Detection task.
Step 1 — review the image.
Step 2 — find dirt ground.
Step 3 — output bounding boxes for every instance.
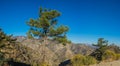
[90,60,120,66]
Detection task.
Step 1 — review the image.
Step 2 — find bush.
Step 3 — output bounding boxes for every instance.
[71,54,85,66]
[71,54,96,66]
[83,56,96,65]
[116,54,120,60]
[102,50,116,61]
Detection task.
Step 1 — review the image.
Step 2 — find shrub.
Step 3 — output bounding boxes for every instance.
[71,54,85,66]
[71,54,96,66]
[83,56,97,65]
[102,50,116,61]
[116,54,120,60]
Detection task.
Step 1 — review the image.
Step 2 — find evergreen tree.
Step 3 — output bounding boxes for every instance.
[26,7,70,63]
[93,38,108,52]
[0,28,16,48]
[27,7,69,44]
[90,38,108,62]
[0,28,16,66]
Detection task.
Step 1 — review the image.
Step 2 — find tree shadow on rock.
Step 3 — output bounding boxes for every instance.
[8,61,30,66]
[59,59,71,66]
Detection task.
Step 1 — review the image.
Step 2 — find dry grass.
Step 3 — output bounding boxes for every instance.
[90,60,120,66]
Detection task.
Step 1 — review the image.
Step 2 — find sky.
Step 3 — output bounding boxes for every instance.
[0,0,120,45]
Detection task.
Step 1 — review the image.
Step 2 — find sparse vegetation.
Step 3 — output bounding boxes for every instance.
[107,44,120,53]
[90,38,120,63]
[71,54,96,66]
[71,54,85,66]
[83,56,97,65]
[115,54,120,60]
[102,50,116,61]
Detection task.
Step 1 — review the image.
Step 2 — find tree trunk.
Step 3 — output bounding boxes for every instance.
[41,36,47,63]
[43,36,48,44]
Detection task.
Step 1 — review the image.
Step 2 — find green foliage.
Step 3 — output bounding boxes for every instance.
[0,28,16,66]
[27,7,69,44]
[91,38,120,62]
[71,54,96,66]
[0,28,16,48]
[93,38,108,53]
[26,31,34,39]
[91,38,108,61]
[0,28,16,51]
[54,35,71,45]
[0,29,16,53]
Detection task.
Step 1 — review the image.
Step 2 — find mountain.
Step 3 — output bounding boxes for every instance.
[1,36,94,66]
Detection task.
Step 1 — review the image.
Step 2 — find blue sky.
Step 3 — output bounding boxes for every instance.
[0,0,120,45]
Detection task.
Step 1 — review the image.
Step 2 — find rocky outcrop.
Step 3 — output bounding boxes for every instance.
[1,37,94,66]
[20,39,94,66]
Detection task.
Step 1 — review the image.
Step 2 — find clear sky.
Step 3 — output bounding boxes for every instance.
[0,0,120,45]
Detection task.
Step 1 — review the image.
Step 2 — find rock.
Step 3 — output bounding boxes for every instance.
[1,37,94,66]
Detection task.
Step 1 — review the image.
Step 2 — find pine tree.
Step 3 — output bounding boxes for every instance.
[0,28,16,48]
[26,7,70,63]
[0,28,16,66]
[27,7,69,44]
[90,38,108,62]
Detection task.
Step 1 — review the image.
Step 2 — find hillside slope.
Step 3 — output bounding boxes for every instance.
[20,38,94,66]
